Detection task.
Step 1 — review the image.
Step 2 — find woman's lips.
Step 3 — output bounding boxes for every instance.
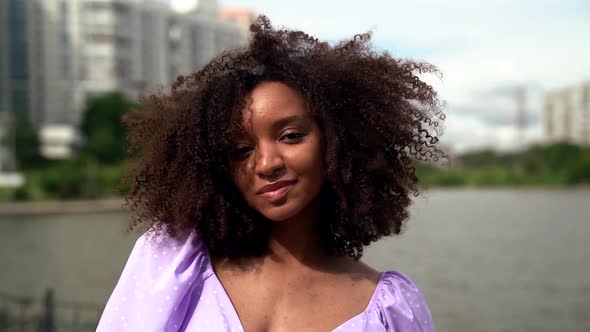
[257,182,296,202]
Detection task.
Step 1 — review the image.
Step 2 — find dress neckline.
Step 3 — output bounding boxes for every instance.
[205,250,385,331]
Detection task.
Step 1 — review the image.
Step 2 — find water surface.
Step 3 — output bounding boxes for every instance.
[2,189,589,331]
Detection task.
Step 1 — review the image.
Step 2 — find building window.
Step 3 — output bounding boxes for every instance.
[168,64,178,82]
[141,11,155,84]
[84,55,113,80]
[115,57,131,80]
[113,2,130,15]
[191,24,200,69]
[563,98,571,141]
[583,86,590,143]
[167,18,181,52]
[0,25,4,112]
[85,32,129,49]
[0,75,4,113]
[60,1,70,78]
[11,87,29,114]
[8,0,29,79]
[545,104,553,138]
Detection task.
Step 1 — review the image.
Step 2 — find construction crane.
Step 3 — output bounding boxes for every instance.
[514,85,528,148]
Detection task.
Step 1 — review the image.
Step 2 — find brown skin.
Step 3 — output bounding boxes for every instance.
[228,81,326,230]
[215,81,380,331]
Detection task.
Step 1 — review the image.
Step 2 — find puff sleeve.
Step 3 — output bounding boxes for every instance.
[371,271,435,332]
[96,229,212,332]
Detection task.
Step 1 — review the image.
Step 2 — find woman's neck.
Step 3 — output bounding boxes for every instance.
[267,196,327,267]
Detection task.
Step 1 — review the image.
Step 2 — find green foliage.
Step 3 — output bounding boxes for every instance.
[416,142,590,188]
[3,155,130,202]
[38,157,87,199]
[525,142,582,173]
[460,149,499,168]
[80,92,138,164]
[568,153,590,184]
[12,186,31,201]
[3,138,589,202]
[415,163,465,188]
[0,91,141,202]
[1,112,44,170]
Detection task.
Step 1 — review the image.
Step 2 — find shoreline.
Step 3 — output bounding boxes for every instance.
[1,187,589,215]
[0,198,126,216]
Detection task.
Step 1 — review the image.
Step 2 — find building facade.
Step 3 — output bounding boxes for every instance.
[544,81,590,146]
[0,0,253,161]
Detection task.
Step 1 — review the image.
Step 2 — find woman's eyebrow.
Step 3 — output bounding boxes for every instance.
[270,115,307,132]
[232,115,308,142]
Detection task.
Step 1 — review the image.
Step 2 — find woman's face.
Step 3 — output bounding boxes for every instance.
[228,81,325,222]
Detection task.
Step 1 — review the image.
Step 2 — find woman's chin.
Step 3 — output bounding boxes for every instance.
[259,202,304,222]
[261,209,298,222]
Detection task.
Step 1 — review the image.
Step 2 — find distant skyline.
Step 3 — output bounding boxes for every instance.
[202,0,590,152]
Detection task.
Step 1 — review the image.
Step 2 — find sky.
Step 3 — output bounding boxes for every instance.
[194,0,590,153]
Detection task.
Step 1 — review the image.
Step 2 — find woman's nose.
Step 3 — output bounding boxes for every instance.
[254,144,285,178]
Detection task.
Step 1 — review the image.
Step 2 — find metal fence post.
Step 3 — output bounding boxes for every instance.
[38,289,55,332]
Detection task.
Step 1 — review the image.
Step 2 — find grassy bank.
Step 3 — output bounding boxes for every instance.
[417,142,590,188]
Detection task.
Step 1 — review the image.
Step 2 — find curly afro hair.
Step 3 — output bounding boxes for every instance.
[121,15,446,260]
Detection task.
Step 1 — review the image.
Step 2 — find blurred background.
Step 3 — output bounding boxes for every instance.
[0,0,589,331]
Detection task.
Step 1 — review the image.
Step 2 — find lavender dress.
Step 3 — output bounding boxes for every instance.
[96,230,435,331]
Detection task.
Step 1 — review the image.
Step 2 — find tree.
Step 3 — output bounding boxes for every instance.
[1,111,43,170]
[568,152,590,184]
[80,92,138,163]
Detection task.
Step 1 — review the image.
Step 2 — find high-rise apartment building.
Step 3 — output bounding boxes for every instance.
[543,81,590,146]
[0,0,253,161]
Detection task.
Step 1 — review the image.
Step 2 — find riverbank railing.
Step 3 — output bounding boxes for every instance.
[0,289,103,332]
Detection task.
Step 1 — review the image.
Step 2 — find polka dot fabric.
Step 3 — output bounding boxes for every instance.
[97,231,435,331]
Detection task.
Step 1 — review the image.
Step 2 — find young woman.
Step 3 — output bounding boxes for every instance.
[97,15,445,332]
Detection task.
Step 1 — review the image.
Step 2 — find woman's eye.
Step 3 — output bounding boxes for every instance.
[231,147,252,158]
[281,132,305,141]
[230,133,304,159]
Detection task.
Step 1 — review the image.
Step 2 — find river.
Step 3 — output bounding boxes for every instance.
[1,189,589,331]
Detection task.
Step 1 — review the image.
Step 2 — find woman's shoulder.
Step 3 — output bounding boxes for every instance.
[124,227,212,280]
[367,270,436,332]
[96,228,213,331]
[329,258,434,331]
